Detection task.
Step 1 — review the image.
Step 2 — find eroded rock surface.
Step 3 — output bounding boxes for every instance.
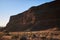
[5,0,60,32]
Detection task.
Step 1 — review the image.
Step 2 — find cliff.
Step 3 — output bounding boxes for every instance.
[5,0,60,32]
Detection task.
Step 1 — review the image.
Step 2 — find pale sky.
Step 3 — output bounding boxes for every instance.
[0,0,53,27]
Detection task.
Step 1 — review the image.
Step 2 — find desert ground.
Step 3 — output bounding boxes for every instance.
[0,31,60,40]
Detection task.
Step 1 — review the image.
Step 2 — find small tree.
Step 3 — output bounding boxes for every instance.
[3,30,10,35]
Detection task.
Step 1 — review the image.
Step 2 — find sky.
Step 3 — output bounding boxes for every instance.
[0,0,53,27]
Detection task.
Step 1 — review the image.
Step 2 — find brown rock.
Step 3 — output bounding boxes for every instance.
[5,0,60,32]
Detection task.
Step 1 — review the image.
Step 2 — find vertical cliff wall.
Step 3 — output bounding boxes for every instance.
[5,0,60,32]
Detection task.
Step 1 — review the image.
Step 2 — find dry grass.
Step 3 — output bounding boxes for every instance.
[0,31,60,40]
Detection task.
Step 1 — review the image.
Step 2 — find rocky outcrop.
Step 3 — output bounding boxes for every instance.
[5,0,60,32]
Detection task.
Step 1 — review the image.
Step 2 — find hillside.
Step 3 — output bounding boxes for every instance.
[4,0,60,32]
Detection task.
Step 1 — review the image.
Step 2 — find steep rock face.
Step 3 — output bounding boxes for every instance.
[5,0,60,32]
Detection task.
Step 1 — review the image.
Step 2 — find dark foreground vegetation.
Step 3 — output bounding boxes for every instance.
[0,31,60,40]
